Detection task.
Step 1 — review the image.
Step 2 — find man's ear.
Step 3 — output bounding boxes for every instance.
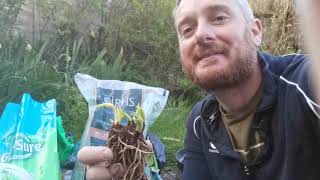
[251,19,263,46]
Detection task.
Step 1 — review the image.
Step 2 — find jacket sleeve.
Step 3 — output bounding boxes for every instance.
[181,104,212,180]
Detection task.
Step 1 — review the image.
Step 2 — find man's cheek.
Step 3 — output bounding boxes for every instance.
[181,59,193,76]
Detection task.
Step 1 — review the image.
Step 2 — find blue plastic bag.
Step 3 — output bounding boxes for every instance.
[0,94,60,180]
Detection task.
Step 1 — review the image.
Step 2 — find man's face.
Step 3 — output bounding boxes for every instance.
[175,0,262,91]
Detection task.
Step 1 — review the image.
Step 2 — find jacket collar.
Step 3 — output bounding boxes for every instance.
[257,51,278,112]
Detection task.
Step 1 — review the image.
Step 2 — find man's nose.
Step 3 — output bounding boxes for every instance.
[195,23,216,47]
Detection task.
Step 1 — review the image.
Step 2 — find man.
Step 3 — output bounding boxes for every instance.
[176,0,320,179]
[78,0,320,179]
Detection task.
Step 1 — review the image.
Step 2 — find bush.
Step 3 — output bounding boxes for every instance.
[0,36,138,140]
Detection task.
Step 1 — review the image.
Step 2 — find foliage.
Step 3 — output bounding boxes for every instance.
[0,0,25,39]
[34,0,186,92]
[0,36,138,140]
[250,0,303,54]
[106,0,182,89]
[149,98,193,170]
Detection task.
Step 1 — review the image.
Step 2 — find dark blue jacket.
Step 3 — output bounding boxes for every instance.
[182,52,320,180]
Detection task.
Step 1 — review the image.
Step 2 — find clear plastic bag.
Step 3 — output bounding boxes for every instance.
[72,73,169,180]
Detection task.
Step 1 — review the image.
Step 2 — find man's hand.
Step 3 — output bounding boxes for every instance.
[296,0,320,96]
[77,146,124,180]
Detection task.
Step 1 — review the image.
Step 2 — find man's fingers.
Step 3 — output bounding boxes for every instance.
[110,163,125,177]
[77,146,114,165]
[86,163,121,180]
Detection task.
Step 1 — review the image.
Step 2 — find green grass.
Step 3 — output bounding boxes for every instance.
[149,98,193,171]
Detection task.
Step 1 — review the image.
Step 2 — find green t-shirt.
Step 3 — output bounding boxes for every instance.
[220,83,264,163]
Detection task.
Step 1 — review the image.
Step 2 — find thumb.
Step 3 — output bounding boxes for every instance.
[110,163,123,176]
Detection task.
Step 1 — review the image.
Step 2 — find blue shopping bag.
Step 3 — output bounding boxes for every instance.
[0,94,60,180]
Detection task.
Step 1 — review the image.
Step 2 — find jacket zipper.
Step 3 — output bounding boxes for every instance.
[243,165,251,176]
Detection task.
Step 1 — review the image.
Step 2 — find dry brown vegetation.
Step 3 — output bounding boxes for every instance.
[250,0,303,54]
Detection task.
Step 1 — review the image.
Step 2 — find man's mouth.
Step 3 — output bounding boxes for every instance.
[196,50,225,61]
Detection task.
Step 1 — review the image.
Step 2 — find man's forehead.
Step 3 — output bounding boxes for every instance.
[176,0,238,15]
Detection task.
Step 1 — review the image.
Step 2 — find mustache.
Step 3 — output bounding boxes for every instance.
[194,43,227,60]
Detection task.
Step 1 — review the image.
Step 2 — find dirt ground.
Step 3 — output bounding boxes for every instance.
[160,168,181,180]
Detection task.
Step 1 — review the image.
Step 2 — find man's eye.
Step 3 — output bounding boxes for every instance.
[181,26,193,36]
[211,16,229,24]
[216,16,228,21]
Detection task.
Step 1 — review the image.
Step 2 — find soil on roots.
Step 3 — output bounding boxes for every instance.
[107,121,153,180]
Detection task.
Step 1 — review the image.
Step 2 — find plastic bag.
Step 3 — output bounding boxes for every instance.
[0,94,60,180]
[56,116,77,169]
[72,73,169,180]
[148,133,166,170]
